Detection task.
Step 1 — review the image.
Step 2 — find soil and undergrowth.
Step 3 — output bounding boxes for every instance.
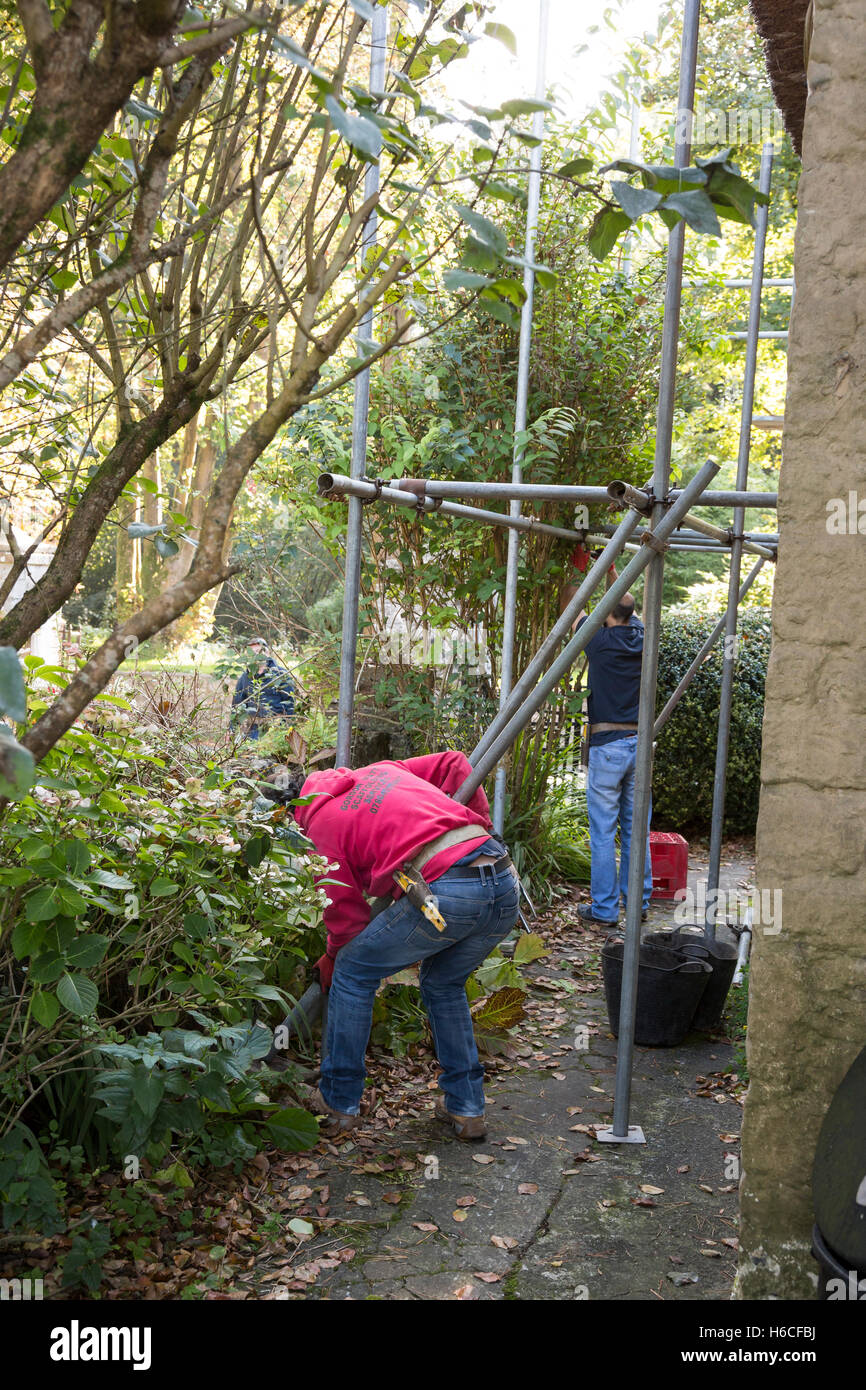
[1,838,753,1302]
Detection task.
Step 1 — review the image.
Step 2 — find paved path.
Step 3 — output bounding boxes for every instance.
[250,844,753,1301]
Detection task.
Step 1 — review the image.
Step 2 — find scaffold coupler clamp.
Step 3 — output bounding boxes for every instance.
[640,528,669,555]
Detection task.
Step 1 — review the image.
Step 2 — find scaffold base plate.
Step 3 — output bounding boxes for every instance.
[595,1124,646,1145]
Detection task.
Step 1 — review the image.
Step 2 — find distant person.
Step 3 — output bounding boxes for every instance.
[232,637,295,741]
[562,544,653,927]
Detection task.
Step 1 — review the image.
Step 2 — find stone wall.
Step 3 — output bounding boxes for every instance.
[737,0,866,1298]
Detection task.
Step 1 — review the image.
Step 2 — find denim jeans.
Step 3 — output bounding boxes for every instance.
[319,861,520,1117]
[587,734,653,920]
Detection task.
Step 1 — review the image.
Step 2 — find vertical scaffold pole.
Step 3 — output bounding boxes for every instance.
[704,141,774,937]
[599,0,702,1146]
[335,5,388,769]
[492,0,550,833]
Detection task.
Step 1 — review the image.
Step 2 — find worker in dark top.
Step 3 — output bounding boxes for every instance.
[232,637,295,740]
[562,544,653,927]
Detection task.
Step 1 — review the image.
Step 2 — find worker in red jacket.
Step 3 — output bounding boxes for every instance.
[282,751,519,1141]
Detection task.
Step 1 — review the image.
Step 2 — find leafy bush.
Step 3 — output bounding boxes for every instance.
[653,612,771,834]
[0,655,329,1239]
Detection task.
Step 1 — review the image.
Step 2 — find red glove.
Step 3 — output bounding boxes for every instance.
[571,543,590,574]
[314,953,334,990]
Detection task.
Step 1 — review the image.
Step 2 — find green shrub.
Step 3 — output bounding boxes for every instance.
[0,656,328,1239]
[653,611,771,834]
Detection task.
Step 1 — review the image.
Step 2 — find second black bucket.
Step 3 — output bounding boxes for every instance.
[602,940,712,1047]
[644,928,738,1031]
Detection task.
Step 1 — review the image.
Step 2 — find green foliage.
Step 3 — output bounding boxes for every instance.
[0,658,330,1238]
[653,612,771,834]
[726,960,750,1083]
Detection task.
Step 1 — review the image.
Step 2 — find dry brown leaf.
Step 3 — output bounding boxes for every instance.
[452,1210,469,1223]
[698,1184,714,1194]
[518,1183,538,1195]
[677,1164,690,1173]
[640,1184,665,1195]
[413,1222,438,1233]
[700,1248,722,1257]
[474,1272,502,1283]
[456,1195,477,1208]
[721,1237,739,1250]
[505,1137,528,1145]
[287,1185,313,1201]
[472,1154,495,1165]
[382,1191,402,1205]
[491,1235,518,1250]
[454,1282,475,1299]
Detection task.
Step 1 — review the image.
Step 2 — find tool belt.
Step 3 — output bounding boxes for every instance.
[590,722,639,734]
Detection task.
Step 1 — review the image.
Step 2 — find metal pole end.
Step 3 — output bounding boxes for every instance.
[607,480,653,514]
[318,472,337,496]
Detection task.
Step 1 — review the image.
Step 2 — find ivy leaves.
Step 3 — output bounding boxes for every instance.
[589,150,769,261]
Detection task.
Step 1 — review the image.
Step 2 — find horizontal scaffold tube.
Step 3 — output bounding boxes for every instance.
[454,458,722,805]
[383,476,778,509]
[317,472,585,543]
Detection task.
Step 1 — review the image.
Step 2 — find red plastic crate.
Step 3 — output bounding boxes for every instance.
[649,831,689,900]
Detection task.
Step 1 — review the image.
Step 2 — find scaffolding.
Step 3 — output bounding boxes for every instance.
[318,0,782,1145]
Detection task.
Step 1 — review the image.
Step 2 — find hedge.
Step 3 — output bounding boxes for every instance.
[652,611,772,835]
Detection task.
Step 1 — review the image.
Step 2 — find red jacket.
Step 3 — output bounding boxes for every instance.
[293,751,492,958]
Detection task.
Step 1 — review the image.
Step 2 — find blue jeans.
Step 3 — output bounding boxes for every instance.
[587,735,653,920]
[320,861,520,1117]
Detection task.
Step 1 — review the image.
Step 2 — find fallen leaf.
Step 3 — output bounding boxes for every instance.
[640,1185,665,1195]
[718,1133,739,1143]
[698,1184,714,1194]
[677,1165,690,1174]
[630,1197,656,1208]
[452,1210,469,1223]
[454,1282,475,1299]
[382,1192,402,1205]
[473,1271,502,1284]
[700,1248,722,1258]
[566,1106,583,1115]
[491,1235,518,1250]
[505,1137,528,1145]
[722,1237,739,1250]
[551,1072,566,1081]
[570,1124,593,1134]
[472,1154,495,1165]
[413,1222,438,1233]
[456,1195,477,1208]
[667,1272,699,1286]
[517,1183,538,1195]
[287,1185,313,1201]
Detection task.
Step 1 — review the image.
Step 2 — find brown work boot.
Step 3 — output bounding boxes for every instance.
[300,1084,360,1137]
[434,1097,487,1142]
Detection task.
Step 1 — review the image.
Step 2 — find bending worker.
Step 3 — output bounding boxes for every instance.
[562,543,653,928]
[277,751,519,1140]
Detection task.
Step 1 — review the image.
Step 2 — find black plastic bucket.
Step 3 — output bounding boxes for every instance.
[811,1223,866,1300]
[644,929,738,1031]
[602,940,712,1047]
